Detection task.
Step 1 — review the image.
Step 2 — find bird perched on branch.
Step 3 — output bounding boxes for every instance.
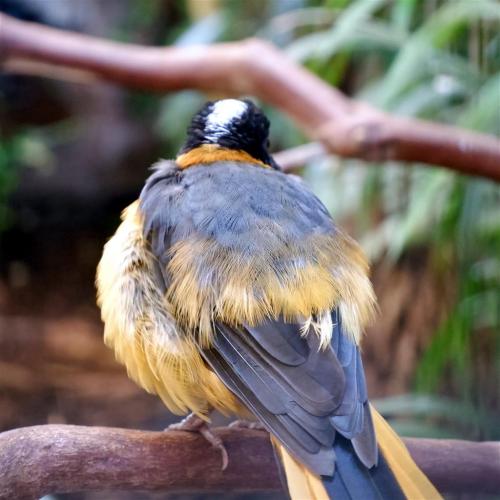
[96,99,441,499]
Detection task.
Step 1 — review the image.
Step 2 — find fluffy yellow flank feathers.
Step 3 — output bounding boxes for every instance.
[96,202,243,417]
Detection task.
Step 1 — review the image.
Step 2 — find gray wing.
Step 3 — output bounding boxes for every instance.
[202,309,377,477]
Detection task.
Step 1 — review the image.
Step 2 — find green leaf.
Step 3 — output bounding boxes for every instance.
[387,169,452,259]
[375,0,500,108]
[458,73,500,134]
[286,0,389,61]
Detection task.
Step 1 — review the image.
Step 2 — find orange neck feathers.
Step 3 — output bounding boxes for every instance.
[176,144,270,170]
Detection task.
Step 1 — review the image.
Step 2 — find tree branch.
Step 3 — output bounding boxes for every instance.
[1,14,499,181]
[0,425,499,498]
[1,425,278,499]
[404,437,500,497]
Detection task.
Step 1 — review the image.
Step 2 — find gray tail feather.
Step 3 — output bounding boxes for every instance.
[321,435,406,500]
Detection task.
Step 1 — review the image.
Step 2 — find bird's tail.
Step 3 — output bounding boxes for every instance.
[273,406,441,500]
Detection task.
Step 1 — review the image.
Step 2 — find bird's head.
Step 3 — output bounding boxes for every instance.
[177,99,279,170]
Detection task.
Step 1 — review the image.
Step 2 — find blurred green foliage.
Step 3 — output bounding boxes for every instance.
[0,137,21,230]
[0,131,54,230]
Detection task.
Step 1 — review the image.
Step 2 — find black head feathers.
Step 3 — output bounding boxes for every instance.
[179,99,278,169]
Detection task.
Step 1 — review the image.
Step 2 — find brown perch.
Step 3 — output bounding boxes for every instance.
[0,425,499,498]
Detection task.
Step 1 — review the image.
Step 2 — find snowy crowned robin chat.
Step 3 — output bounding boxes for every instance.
[96,99,441,499]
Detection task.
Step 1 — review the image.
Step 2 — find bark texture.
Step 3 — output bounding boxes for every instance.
[0,425,499,498]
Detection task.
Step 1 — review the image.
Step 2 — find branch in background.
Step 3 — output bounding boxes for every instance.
[273,141,327,171]
[1,425,499,498]
[1,14,499,181]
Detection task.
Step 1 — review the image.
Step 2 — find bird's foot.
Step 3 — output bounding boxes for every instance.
[229,419,266,431]
[167,413,228,470]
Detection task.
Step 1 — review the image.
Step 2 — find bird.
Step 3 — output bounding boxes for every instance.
[96,98,441,499]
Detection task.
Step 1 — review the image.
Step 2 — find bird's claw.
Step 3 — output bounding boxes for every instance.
[167,413,229,470]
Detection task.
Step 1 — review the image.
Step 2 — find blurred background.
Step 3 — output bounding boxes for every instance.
[0,0,499,498]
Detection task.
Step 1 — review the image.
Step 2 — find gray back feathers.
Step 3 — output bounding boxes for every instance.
[140,160,335,261]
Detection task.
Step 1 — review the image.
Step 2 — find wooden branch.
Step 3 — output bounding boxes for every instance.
[1,425,499,498]
[0,425,279,499]
[404,437,500,496]
[273,141,327,171]
[1,14,499,181]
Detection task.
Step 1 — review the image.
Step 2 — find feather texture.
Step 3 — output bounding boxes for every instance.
[140,160,376,346]
[95,113,442,499]
[96,201,243,416]
[176,144,269,170]
[96,156,440,499]
[202,311,377,477]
